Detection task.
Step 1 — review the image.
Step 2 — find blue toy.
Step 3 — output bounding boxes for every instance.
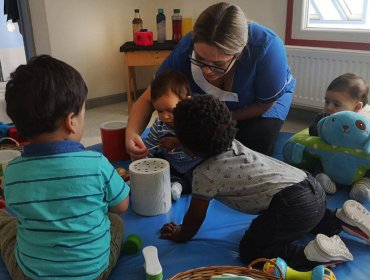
[0,122,13,139]
[283,111,370,203]
[263,257,336,280]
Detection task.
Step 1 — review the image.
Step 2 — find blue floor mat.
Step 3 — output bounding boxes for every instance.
[1,132,369,279]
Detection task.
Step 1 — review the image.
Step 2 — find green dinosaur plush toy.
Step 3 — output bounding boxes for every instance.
[283,111,370,203]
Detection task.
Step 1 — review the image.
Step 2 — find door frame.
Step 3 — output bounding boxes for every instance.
[17,0,35,60]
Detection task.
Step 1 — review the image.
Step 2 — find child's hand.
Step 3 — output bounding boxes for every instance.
[161,198,209,243]
[160,222,185,242]
[159,136,179,152]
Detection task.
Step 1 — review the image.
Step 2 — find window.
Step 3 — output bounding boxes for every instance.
[308,0,369,29]
[285,0,370,50]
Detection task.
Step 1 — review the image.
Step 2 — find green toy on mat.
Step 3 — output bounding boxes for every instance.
[283,111,370,203]
[122,234,142,255]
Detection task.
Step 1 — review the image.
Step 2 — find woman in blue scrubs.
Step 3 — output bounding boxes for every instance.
[126,2,295,158]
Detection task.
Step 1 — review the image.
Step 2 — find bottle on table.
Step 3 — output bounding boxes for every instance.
[156,8,166,43]
[182,17,193,37]
[132,9,143,42]
[172,9,182,44]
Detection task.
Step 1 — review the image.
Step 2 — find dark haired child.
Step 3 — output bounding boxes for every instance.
[309,73,370,195]
[160,94,370,270]
[144,69,202,200]
[309,73,370,136]
[1,55,130,279]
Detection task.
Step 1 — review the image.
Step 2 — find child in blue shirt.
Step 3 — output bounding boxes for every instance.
[144,69,202,200]
[0,55,130,279]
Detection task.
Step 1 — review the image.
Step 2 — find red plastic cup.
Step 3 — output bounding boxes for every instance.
[100,121,130,162]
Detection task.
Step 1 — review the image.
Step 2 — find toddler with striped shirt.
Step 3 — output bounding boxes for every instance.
[0,55,130,280]
[143,69,202,200]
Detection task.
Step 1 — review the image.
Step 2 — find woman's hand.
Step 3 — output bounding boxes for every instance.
[125,86,154,160]
[125,131,148,161]
[160,222,186,242]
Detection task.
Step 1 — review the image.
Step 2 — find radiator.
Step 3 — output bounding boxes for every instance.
[286,46,370,110]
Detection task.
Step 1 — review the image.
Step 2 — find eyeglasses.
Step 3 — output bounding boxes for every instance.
[189,55,235,74]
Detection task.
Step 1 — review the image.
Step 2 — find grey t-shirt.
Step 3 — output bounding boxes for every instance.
[192,140,307,214]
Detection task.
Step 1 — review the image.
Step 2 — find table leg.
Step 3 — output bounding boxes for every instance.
[124,56,138,113]
[128,66,137,112]
[123,49,171,112]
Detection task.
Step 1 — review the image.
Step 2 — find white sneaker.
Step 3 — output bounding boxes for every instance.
[336,200,370,242]
[315,173,337,194]
[171,182,182,201]
[304,234,353,263]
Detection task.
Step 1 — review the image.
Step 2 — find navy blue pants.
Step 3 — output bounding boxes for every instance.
[236,117,283,156]
[239,173,342,269]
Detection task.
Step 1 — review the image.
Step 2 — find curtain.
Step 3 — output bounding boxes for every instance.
[4,0,19,23]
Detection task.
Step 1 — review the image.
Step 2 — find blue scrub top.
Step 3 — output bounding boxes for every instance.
[156,23,295,121]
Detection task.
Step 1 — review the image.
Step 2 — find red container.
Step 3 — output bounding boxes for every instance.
[134,31,154,46]
[8,127,28,144]
[100,121,130,162]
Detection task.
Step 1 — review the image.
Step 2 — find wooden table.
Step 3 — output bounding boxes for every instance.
[120,41,176,112]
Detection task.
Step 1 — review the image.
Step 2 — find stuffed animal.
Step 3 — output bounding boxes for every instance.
[283,111,370,203]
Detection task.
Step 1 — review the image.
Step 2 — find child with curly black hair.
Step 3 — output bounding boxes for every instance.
[160,94,370,270]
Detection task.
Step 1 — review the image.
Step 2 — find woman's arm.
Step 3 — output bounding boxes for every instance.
[125,86,154,160]
[243,26,291,120]
[125,35,192,159]
[232,101,275,121]
[160,197,210,242]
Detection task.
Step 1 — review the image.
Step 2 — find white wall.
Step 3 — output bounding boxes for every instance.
[0,48,26,81]
[28,0,287,100]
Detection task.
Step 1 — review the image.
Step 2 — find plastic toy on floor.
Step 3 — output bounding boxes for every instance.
[143,246,163,280]
[122,234,142,255]
[283,111,370,203]
[0,123,13,139]
[115,167,130,182]
[263,257,336,280]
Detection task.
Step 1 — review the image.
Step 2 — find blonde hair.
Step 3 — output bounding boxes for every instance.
[192,2,248,57]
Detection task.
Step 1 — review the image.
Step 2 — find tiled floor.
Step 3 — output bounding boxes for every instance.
[81,102,127,147]
[81,101,157,147]
[81,101,317,147]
